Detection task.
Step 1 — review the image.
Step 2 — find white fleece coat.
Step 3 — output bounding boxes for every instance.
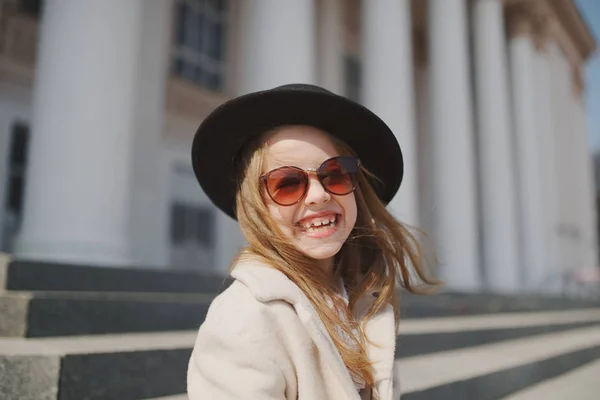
[187,260,398,400]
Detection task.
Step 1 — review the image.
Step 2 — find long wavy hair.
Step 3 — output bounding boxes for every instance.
[232,126,440,395]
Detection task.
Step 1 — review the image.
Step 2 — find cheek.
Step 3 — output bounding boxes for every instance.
[267,203,297,232]
[341,194,358,228]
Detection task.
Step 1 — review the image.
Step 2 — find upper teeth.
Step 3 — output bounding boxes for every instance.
[303,215,336,229]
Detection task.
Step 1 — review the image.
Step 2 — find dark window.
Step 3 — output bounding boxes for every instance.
[206,0,227,12]
[171,0,228,91]
[170,203,187,244]
[7,176,24,212]
[169,202,216,270]
[19,0,43,17]
[5,122,29,214]
[345,55,362,103]
[2,122,30,252]
[195,208,214,246]
[170,203,215,247]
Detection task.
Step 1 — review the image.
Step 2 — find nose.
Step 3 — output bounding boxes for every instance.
[304,174,330,206]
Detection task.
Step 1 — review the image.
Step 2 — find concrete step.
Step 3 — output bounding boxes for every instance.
[0,291,214,337]
[400,291,600,317]
[398,325,600,399]
[397,308,600,357]
[500,358,600,400]
[2,309,600,400]
[3,285,600,338]
[0,330,196,400]
[3,259,600,314]
[1,259,231,294]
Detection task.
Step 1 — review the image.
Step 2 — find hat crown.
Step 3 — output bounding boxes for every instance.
[271,83,335,96]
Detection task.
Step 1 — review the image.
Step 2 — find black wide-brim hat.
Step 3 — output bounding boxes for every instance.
[192,83,403,220]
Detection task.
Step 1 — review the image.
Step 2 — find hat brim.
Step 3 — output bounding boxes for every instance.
[191,87,403,220]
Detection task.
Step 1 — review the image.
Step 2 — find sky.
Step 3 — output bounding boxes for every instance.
[575,0,600,153]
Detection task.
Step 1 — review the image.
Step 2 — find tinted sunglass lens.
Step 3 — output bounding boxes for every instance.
[265,168,307,205]
[319,157,358,195]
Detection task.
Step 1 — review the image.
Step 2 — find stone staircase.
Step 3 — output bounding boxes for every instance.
[1,254,599,400]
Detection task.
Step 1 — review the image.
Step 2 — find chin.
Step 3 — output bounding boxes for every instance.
[299,242,344,260]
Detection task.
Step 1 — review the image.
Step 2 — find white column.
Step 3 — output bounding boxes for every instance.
[317,0,344,94]
[508,15,547,289]
[219,0,318,272]
[472,0,521,292]
[15,0,142,265]
[236,0,316,93]
[127,0,171,268]
[534,35,561,292]
[428,0,480,290]
[571,89,598,272]
[362,0,418,226]
[415,63,440,278]
[562,88,582,272]
[548,39,575,284]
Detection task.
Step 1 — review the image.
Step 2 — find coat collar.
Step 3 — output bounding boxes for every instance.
[231,260,396,400]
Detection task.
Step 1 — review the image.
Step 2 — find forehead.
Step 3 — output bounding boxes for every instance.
[262,125,340,170]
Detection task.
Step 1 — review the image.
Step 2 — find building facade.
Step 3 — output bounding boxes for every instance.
[0,0,597,293]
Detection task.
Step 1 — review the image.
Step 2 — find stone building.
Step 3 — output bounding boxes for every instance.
[0,0,597,293]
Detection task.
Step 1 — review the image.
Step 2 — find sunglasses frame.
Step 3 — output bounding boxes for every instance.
[260,156,361,206]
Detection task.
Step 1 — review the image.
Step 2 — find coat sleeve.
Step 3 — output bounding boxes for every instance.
[187,294,288,400]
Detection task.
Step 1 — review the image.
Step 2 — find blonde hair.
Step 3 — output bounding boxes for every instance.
[232,127,440,394]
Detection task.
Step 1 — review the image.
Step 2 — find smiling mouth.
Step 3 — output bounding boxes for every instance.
[296,214,340,233]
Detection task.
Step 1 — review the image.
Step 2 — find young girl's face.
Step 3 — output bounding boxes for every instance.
[261,126,358,272]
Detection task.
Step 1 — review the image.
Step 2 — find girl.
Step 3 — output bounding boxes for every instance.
[187,84,437,400]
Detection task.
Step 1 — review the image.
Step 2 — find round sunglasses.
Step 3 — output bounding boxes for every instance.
[260,156,360,206]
